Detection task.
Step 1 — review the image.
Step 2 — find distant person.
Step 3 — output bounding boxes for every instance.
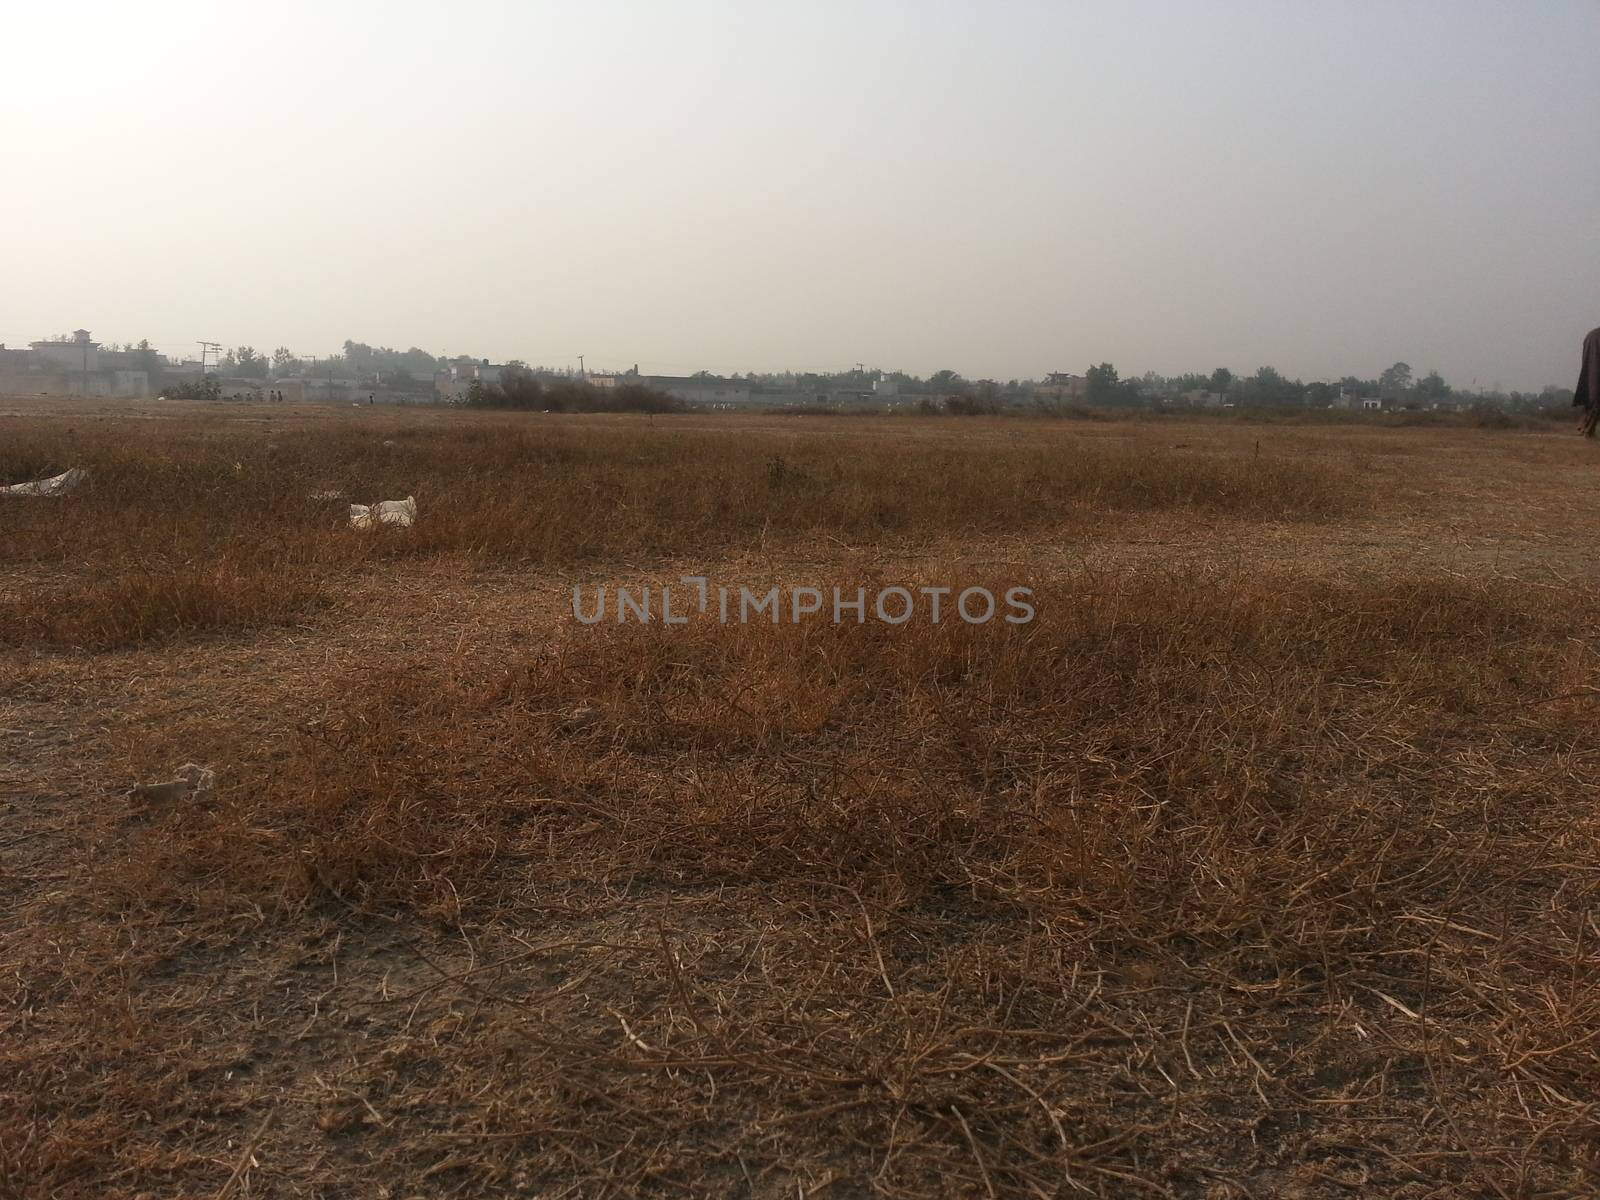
[369,393,375,406]
[1578,326,1600,437]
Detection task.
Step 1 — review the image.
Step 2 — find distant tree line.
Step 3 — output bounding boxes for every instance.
[733,360,1561,410]
[72,334,1573,412]
[891,359,1564,413]
[464,366,679,413]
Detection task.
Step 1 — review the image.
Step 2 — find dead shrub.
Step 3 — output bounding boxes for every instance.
[0,557,324,649]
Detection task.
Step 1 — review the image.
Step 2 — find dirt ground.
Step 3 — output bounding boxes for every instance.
[2,397,1597,1198]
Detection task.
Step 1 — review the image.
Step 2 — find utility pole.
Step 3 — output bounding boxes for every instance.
[198,341,222,375]
[578,354,585,378]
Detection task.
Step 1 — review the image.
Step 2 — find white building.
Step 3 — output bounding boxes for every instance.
[29,329,100,374]
[1036,372,1088,402]
[4,329,148,397]
[434,359,504,402]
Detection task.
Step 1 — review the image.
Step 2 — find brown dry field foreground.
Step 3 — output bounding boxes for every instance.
[1,396,1598,1198]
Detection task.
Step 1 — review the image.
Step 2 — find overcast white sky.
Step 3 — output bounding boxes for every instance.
[2,1,1595,389]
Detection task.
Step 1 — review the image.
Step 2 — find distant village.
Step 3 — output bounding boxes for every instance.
[0,329,1572,414]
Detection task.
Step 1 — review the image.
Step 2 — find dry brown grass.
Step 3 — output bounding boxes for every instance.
[2,401,1597,1198]
[0,412,1359,649]
[0,558,323,650]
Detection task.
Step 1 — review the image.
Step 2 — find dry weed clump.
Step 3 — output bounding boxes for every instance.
[267,569,1595,922]
[27,566,1591,1195]
[0,556,323,649]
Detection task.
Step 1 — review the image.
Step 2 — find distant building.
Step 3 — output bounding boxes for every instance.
[29,329,100,373]
[434,358,504,402]
[746,386,802,407]
[1,329,148,397]
[1036,372,1087,402]
[1330,390,1383,411]
[272,377,362,404]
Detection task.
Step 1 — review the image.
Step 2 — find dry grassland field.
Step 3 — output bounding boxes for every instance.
[2,395,1598,1199]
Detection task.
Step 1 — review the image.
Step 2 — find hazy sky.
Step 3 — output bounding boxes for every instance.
[3,1,1596,389]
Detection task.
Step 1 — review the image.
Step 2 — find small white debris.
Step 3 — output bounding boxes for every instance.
[0,467,87,498]
[308,488,345,501]
[349,496,417,529]
[129,763,215,805]
[563,704,602,732]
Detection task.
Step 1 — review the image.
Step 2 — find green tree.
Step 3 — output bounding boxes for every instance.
[1414,370,1452,402]
[1379,362,1413,400]
[225,346,268,379]
[1208,367,1233,395]
[131,339,162,381]
[343,340,375,374]
[1240,365,1303,406]
[1085,362,1121,404]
